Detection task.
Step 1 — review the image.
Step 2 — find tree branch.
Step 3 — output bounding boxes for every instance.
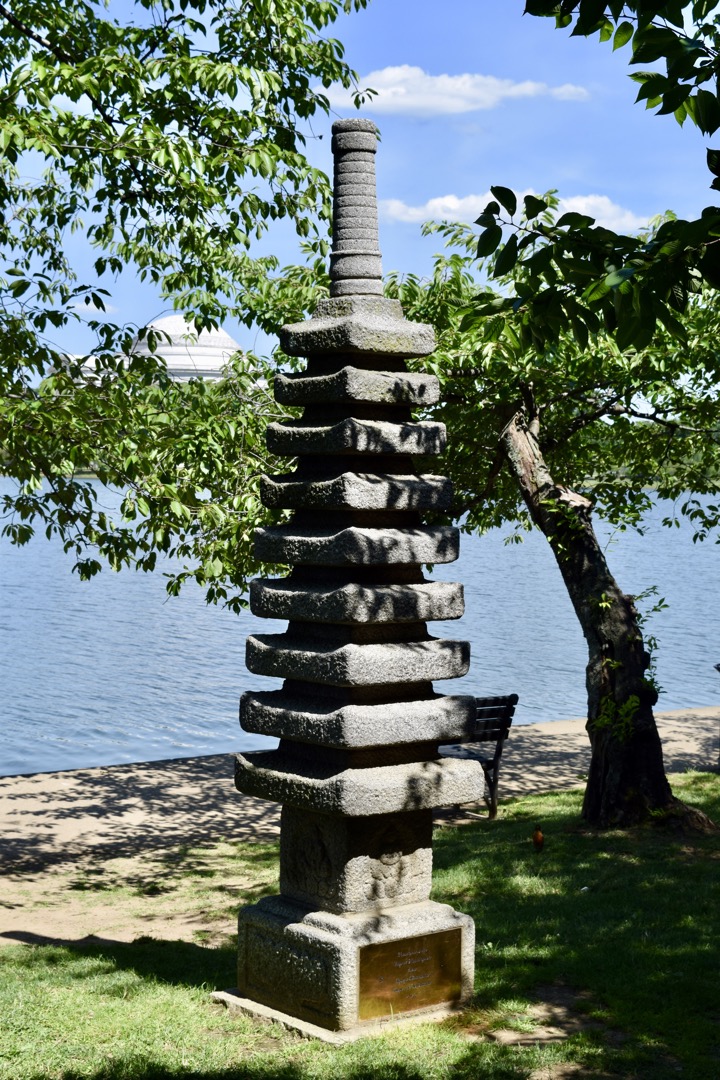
[0,2,73,64]
[617,403,720,437]
[544,394,624,449]
[452,441,507,515]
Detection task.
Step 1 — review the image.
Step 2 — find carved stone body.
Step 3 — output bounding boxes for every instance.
[233,119,477,1037]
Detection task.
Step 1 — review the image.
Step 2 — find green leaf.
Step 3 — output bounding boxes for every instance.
[631,27,682,66]
[494,233,519,277]
[483,314,506,341]
[694,91,720,136]
[490,185,517,216]
[555,211,594,229]
[657,84,691,116]
[634,75,667,104]
[523,194,549,220]
[572,0,607,35]
[474,201,501,226]
[598,18,613,44]
[582,276,611,303]
[476,224,503,259]
[699,241,720,287]
[523,0,559,15]
[613,20,633,51]
[654,302,687,341]
[707,147,720,178]
[674,102,689,127]
[605,267,636,289]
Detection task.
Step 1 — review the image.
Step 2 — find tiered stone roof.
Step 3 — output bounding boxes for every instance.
[233,119,478,1037]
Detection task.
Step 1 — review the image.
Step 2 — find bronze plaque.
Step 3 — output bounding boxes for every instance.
[358,928,462,1021]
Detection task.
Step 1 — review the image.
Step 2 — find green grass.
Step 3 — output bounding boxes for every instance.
[1,771,718,1080]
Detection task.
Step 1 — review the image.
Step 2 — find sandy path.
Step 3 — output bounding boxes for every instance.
[2,707,716,872]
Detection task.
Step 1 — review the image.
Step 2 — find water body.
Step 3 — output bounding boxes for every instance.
[1,484,718,776]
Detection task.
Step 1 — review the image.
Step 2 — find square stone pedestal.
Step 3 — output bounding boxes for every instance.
[230,895,474,1039]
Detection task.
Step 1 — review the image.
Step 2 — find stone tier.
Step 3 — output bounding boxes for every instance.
[246,633,469,686]
[240,691,477,748]
[274,367,440,407]
[234,749,484,815]
[260,472,452,511]
[266,417,445,457]
[254,525,459,566]
[249,579,463,623]
[279,296,435,358]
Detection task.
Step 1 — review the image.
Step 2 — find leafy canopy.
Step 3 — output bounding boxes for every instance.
[525,1,720,133]
[460,4,720,353]
[469,188,720,353]
[388,209,720,542]
[0,0,366,599]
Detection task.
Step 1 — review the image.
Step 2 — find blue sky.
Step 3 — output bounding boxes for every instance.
[67,1,715,355]
[322,2,711,276]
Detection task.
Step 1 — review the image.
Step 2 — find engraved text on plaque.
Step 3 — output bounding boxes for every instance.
[358,928,462,1021]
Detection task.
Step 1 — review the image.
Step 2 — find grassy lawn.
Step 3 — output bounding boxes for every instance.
[1,771,718,1080]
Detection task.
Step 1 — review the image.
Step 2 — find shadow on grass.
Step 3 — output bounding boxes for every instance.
[3,773,717,1080]
[24,1050,529,1080]
[432,773,720,1080]
[62,838,280,902]
[0,931,237,991]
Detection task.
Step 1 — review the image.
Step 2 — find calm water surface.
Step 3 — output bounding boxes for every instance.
[1,483,718,776]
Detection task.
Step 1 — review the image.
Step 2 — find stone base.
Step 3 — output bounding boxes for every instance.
[212,989,467,1045]
[237,896,474,1032]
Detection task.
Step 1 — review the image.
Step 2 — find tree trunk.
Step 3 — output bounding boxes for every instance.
[500,411,674,827]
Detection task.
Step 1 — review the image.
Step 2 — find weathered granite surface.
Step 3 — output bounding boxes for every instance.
[260,472,453,511]
[237,896,475,1032]
[249,579,464,623]
[234,751,484,815]
[279,296,436,358]
[274,367,440,407]
[234,117,474,1034]
[266,417,446,456]
[240,691,477,747]
[279,808,433,913]
[254,524,460,565]
[246,634,470,685]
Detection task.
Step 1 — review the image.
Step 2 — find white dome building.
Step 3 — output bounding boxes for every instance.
[130,315,242,381]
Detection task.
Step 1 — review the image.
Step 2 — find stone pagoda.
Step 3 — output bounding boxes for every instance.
[232,118,482,1039]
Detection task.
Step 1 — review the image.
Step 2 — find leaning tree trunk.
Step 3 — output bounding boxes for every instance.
[500,411,675,827]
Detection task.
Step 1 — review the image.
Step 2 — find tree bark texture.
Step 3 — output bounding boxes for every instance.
[500,412,674,826]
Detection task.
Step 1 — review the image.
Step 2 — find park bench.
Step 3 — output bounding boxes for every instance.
[439,693,519,819]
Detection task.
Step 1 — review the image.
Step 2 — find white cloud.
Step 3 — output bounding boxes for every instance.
[72,299,119,314]
[328,65,588,116]
[556,195,649,233]
[380,191,527,224]
[381,190,650,232]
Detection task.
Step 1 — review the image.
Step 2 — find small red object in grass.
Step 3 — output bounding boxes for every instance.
[532,824,544,852]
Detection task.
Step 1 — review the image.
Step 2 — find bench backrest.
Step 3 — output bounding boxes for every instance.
[473,694,518,743]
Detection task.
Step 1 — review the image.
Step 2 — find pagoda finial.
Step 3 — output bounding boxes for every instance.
[329,118,383,297]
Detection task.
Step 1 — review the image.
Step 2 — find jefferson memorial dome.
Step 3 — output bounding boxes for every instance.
[130,315,242,381]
